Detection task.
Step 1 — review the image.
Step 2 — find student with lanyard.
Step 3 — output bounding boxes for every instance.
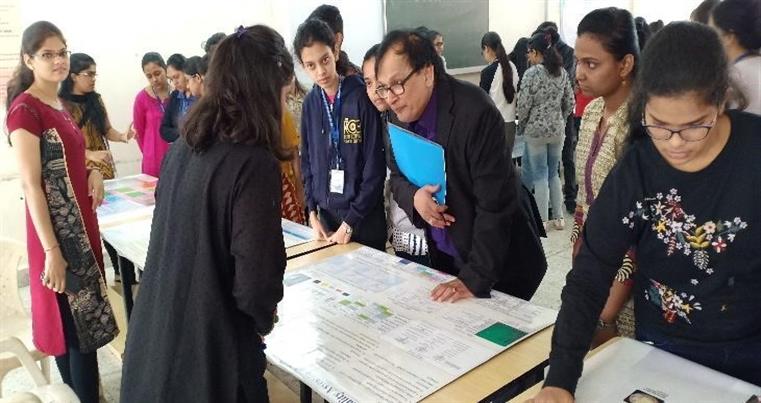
[308,4,362,77]
[528,22,761,402]
[710,0,761,115]
[294,19,386,250]
[160,53,193,143]
[132,52,170,177]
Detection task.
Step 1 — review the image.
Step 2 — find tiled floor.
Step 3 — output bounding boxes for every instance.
[2,211,575,402]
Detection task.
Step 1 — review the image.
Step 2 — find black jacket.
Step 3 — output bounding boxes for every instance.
[300,74,386,229]
[121,138,285,402]
[159,90,192,143]
[387,74,547,300]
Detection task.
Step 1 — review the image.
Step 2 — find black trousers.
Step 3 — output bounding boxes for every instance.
[55,294,100,403]
[319,200,387,251]
[562,115,578,212]
[103,240,119,276]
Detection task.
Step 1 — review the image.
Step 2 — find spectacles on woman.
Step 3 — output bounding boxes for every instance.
[32,49,71,62]
[641,111,718,142]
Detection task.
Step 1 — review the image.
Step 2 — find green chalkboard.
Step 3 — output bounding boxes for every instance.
[385,0,489,70]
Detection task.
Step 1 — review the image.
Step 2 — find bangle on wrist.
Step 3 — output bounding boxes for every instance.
[44,244,59,253]
[596,318,616,330]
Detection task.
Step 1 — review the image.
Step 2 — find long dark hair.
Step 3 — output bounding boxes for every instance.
[712,0,761,51]
[59,53,108,136]
[6,21,65,110]
[527,30,562,77]
[578,7,641,77]
[182,25,294,158]
[628,22,729,144]
[509,37,530,89]
[481,31,515,103]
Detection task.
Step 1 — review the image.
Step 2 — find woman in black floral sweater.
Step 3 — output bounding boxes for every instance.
[530,22,761,403]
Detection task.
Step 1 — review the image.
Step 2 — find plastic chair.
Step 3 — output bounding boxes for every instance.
[0,337,77,403]
[0,239,50,397]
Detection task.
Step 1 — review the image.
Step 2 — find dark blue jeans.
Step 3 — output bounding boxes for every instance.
[637,327,761,386]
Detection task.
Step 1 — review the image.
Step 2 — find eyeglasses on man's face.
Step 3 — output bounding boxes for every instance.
[641,111,718,142]
[33,49,71,62]
[375,68,419,99]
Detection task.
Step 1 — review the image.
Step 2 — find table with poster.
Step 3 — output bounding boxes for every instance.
[510,337,761,403]
[269,243,558,403]
[97,174,333,321]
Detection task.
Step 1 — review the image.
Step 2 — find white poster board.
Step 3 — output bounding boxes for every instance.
[575,338,761,403]
[282,219,314,248]
[267,246,557,403]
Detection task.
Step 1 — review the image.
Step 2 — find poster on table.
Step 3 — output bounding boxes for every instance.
[267,246,557,403]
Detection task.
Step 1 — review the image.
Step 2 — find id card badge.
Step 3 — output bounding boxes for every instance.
[330,169,345,194]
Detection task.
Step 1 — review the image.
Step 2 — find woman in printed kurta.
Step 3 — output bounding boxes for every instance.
[532,22,761,402]
[133,52,170,177]
[571,8,642,343]
[6,21,117,403]
[281,111,306,224]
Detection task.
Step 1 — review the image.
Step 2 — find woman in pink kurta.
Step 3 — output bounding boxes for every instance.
[6,21,117,403]
[133,52,171,177]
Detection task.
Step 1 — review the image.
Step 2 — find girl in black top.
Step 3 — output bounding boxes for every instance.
[532,22,761,402]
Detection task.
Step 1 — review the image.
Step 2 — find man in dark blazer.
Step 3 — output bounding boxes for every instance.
[375,30,547,302]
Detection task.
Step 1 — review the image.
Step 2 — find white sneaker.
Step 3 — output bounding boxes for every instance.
[553,218,565,230]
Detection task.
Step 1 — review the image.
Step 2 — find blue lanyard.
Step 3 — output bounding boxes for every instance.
[319,77,343,168]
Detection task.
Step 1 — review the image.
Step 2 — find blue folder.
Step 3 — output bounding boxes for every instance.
[388,123,446,204]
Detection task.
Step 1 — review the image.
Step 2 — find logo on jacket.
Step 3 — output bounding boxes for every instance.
[343,118,362,144]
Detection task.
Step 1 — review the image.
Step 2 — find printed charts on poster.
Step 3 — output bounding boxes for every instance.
[97,174,157,227]
[267,246,557,403]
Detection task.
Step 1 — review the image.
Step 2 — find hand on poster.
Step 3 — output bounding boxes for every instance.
[526,386,575,403]
[327,222,352,244]
[309,212,333,241]
[430,278,473,303]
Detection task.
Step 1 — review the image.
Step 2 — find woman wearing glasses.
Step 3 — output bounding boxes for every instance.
[6,21,118,403]
[293,19,386,250]
[184,55,207,99]
[133,52,170,177]
[60,52,135,284]
[60,53,134,179]
[530,22,761,403]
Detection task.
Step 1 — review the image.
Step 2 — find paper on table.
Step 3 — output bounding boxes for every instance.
[282,219,314,248]
[267,246,557,403]
[574,338,761,403]
[97,174,157,227]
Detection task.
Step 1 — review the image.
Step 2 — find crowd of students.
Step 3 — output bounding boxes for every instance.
[4,0,760,402]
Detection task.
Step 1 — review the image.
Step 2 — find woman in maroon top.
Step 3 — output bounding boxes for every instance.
[5,21,118,403]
